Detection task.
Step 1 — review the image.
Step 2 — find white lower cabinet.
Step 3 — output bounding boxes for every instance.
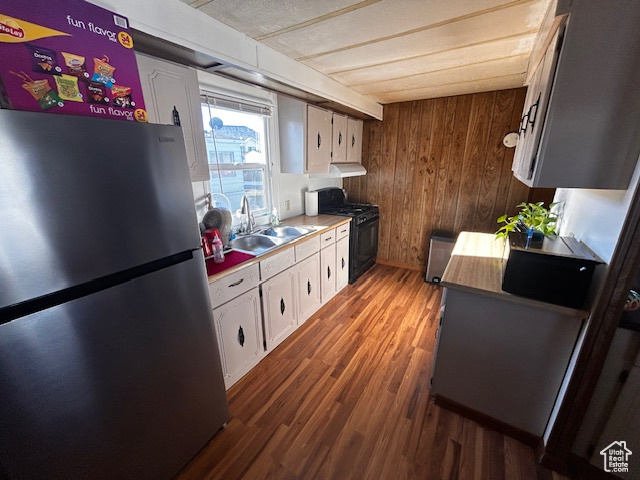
[321,245,337,304]
[212,287,264,390]
[262,268,298,351]
[336,236,350,291]
[210,221,351,388]
[295,253,321,324]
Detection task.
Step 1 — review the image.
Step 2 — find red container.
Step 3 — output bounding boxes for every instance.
[201,236,212,257]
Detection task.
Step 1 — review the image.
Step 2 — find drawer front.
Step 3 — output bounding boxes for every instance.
[320,228,336,247]
[208,263,260,309]
[336,222,350,240]
[295,235,321,262]
[260,247,295,281]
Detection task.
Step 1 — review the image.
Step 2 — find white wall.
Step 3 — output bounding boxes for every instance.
[543,155,640,447]
[277,175,342,219]
[553,155,640,263]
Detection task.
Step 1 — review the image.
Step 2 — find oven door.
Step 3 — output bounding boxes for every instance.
[350,216,379,283]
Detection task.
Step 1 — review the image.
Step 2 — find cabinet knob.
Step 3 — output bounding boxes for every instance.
[351,134,355,147]
[328,266,331,279]
[307,280,312,295]
[280,297,286,315]
[342,257,345,269]
[338,131,342,145]
[318,133,321,149]
[238,326,245,347]
[172,106,181,127]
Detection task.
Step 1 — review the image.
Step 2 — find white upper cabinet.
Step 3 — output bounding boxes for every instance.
[512,1,640,189]
[307,106,332,173]
[135,53,209,182]
[512,27,562,183]
[331,113,348,163]
[346,118,363,164]
[278,95,331,174]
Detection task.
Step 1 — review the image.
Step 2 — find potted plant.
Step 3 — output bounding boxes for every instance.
[495,201,559,239]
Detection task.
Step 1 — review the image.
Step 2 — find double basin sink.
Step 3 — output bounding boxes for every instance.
[228,225,315,256]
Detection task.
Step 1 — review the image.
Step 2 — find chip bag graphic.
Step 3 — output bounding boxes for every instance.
[54,74,82,102]
[10,70,63,110]
[25,43,62,75]
[91,55,115,87]
[61,51,88,79]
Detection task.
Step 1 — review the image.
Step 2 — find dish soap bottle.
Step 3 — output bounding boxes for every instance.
[212,230,225,264]
[271,207,280,226]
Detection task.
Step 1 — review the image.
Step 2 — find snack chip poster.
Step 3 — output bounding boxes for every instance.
[0,0,147,122]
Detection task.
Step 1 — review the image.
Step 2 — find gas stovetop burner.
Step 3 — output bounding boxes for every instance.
[321,202,378,216]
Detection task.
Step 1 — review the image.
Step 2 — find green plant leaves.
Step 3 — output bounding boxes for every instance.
[495,201,558,238]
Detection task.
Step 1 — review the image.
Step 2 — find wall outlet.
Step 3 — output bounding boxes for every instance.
[284,200,291,211]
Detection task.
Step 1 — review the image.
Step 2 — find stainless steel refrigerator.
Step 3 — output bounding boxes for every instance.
[0,110,229,479]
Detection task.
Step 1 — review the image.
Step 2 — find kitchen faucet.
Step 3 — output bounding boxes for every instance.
[240,195,255,234]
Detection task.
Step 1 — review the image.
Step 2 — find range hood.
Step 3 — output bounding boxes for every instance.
[309,163,367,178]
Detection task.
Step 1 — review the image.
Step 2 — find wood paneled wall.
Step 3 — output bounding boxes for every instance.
[344,88,553,270]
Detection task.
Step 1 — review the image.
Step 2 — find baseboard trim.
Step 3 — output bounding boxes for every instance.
[433,394,541,447]
[375,258,423,272]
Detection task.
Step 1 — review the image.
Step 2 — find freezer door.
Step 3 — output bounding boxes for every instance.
[0,110,201,308]
[0,257,228,480]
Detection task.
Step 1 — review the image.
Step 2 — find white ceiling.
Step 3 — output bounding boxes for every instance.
[180,0,551,104]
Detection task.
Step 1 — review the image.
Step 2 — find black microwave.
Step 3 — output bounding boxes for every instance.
[502,232,602,309]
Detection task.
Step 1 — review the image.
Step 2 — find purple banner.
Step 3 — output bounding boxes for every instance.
[0,0,147,122]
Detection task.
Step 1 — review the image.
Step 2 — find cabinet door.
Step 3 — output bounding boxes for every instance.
[512,62,542,177]
[512,27,563,184]
[346,118,363,164]
[262,268,298,351]
[331,113,348,163]
[212,287,264,389]
[306,105,332,173]
[320,245,337,304]
[136,53,209,182]
[336,236,350,292]
[296,253,321,324]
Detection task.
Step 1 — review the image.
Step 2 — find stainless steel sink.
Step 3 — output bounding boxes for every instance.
[229,225,314,256]
[228,234,286,255]
[259,225,315,241]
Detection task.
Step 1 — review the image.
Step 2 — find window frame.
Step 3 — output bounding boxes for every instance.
[198,79,277,222]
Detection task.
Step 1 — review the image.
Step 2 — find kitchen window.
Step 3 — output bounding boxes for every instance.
[200,91,273,218]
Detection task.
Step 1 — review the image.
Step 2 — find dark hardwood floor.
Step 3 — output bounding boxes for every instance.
[175,264,570,480]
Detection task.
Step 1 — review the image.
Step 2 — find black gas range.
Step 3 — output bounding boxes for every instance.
[317,188,379,283]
